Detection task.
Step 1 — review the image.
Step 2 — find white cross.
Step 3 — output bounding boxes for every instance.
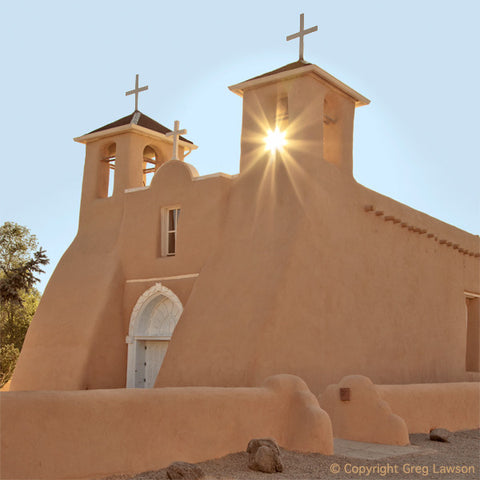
[166,120,187,161]
[125,74,148,111]
[286,13,318,61]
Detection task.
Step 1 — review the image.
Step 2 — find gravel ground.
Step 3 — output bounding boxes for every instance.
[103,429,479,480]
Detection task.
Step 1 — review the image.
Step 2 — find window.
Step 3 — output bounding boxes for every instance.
[161,207,180,257]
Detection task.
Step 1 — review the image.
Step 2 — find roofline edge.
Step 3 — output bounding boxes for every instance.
[228,64,370,106]
[74,123,198,149]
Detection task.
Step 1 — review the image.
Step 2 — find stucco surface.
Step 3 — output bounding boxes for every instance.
[319,375,409,445]
[11,157,232,391]
[156,150,480,393]
[377,382,480,433]
[319,376,480,444]
[0,375,332,480]
[11,245,125,391]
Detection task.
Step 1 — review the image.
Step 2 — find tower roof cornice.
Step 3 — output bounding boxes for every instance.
[74,111,196,148]
[229,61,370,107]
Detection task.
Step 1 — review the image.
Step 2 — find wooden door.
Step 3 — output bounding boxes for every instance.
[144,340,169,388]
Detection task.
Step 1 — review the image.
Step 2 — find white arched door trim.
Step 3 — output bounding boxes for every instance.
[126,283,183,388]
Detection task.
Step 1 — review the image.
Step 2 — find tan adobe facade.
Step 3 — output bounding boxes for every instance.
[10,59,480,396]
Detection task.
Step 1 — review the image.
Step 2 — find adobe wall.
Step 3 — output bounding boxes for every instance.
[11,154,234,391]
[319,375,480,444]
[319,375,409,445]
[377,382,480,433]
[10,243,125,391]
[118,160,233,282]
[157,132,480,394]
[0,375,333,480]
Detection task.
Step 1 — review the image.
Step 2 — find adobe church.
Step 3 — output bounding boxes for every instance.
[10,15,480,397]
[3,15,480,480]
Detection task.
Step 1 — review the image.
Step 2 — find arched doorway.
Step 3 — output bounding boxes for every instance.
[126,283,183,388]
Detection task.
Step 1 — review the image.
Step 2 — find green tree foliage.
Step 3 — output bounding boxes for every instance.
[0,222,49,387]
[0,343,19,387]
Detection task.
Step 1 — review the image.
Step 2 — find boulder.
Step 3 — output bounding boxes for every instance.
[247,438,281,456]
[247,438,283,473]
[166,461,205,480]
[429,428,451,442]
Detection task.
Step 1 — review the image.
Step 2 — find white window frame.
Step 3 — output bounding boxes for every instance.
[161,206,181,257]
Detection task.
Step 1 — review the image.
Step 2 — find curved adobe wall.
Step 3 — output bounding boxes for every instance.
[0,375,333,480]
[319,375,409,445]
[10,244,125,391]
[319,375,480,444]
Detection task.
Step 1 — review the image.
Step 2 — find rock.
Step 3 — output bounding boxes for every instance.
[429,428,451,442]
[166,461,205,480]
[246,438,280,456]
[247,438,283,473]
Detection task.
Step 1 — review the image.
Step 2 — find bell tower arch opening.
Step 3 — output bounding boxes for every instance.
[126,283,183,388]
[143,145,164,186]
[100,142,116,198]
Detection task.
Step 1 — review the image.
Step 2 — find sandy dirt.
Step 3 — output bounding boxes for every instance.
[103,429,479,480]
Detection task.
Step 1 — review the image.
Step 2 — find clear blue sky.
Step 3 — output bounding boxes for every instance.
[1,0,479,291]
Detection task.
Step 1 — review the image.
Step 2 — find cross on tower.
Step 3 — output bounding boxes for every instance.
[125,74,149,111]
[166,120,187,161]
[286,13,318,61]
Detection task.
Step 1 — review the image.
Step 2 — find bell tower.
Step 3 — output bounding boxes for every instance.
[74,111,195,202]
[75,75,195,201]
[229,14,369,179]
[73,75,196,241]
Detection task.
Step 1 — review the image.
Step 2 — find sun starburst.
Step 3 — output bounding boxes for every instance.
[264,127,287,154]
